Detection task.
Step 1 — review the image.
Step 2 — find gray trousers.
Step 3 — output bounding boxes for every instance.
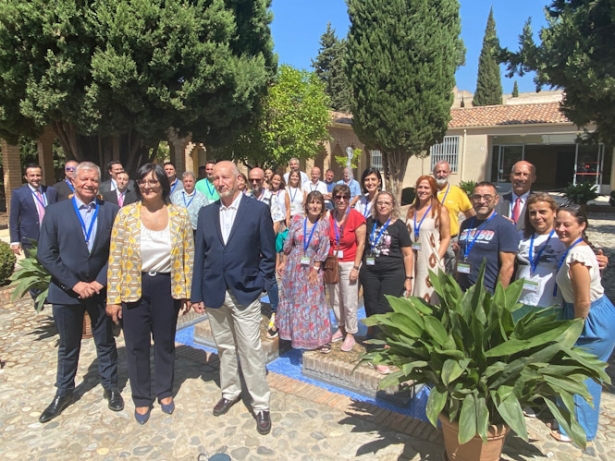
[207,290,270,412]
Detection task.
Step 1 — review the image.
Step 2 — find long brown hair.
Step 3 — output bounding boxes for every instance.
[406,175,442,221]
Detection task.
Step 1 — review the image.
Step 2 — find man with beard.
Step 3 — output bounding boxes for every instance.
[433,161,475,274]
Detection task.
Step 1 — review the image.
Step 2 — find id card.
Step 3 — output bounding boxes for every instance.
[301,256,310,266]
[412,242,421,251]
[366,257,375,266]
[523,280,540,293]
[337,250,344,258]
[457,262,471,274]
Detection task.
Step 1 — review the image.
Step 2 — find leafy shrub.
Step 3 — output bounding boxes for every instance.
[458,180,477,197]
[9,244,50,312]
[564,182,598,205]
[0,241,16,284]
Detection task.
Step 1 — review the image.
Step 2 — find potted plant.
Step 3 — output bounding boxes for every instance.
[564,181,598,205]
[361,264,609,460]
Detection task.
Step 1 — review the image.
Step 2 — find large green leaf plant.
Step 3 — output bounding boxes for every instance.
[361,263,610,448]
[9,243,50,312]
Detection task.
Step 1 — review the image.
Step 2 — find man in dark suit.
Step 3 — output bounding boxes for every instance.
[37,161,123,423]
[101,171,138,207]
[98,160,126,194]
[192,161,276,435]
[494,160,536,231]
[9,163,58,255]
[52,160,78,201]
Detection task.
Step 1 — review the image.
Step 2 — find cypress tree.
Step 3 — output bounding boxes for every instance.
[345,0,464,194]
[512,80,519,98]
[473,8,503,106]
[312,23,351,112]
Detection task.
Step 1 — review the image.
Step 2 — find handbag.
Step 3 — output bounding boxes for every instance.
[323,255,339,284]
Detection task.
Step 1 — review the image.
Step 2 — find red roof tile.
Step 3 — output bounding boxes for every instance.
[449,102,570,128]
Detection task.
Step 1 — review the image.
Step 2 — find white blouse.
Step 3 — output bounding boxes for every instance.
[140,223,172,273]
[555,244,604,304]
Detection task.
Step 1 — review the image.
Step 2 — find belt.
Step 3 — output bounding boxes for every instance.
[142,271,171,277]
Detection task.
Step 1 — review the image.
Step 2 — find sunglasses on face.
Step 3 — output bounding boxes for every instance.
[334,195,350,201]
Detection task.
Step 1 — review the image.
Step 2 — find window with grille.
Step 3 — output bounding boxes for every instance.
[430,136,460,173]
[370,150,383,171]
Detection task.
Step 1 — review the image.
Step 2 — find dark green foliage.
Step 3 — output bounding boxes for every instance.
[312,23,352,112]
[501,1,615,145]
[512,80,519,97]
[0,241,16,285]
[458,180,477,197]
[9,244,49,312]
[473,8,503,106]
[0,0,275,173]
[564,182,598,205]
[345,0,464,195]
[361,264,609,447]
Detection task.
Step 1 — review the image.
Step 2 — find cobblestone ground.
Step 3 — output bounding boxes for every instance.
[0,212,614,460]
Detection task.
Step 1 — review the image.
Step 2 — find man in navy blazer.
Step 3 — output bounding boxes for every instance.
[192,161,275,435]
[37,161,123,423]
[9,163,58,255]
[494,160,536,231]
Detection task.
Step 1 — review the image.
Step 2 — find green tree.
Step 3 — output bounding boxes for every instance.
[223,65,331,170]
[512,80,519,97]
[501,1,615,145]
[0,0,275,173]
[312,23,351,112]
[473,8,503,106]
[345,0,464,195]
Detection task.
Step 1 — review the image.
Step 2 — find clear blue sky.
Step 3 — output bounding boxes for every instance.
[270,0,549,94]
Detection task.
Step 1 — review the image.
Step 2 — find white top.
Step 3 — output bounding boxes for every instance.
[516,231,566,307]
[220,193,242,244]
[287,186,304,217]
[140,223,172,273]
[284,170,309,185]
[353,194,374,220]
[555,244,604,303]
[274,189,287,218]
[302,180,328,195]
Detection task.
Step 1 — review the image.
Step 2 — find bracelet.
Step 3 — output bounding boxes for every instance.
[405,276,414,280]
[352,265,360,271]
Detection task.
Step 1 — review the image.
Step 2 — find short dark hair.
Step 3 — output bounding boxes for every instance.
[24,163,42,174]
[134,163,171,203]
[205,160,216,167]
[473,181,497,194]
[106,160,123,173]
[332,184,350,198]
[360,168,383,194]
[163,161,176,168]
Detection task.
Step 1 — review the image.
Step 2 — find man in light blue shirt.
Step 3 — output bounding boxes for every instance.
[337,167,361,199]
[172,171,210,231]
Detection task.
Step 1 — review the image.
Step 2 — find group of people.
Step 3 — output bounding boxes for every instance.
[7,154,614,443]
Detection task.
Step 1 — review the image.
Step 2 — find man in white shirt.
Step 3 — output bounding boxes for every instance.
[283,157,309,185]
[99,161,126,194]
[302,166,328,195]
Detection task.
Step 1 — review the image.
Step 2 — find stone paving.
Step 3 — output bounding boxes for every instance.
[1,213,615,460]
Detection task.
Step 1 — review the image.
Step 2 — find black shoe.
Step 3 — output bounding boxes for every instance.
[103,388,124,412]
[255,410,271,435]
[212,397,240,416]
[39,394,74,423]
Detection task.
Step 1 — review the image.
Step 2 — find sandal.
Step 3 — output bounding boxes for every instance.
[319,343,332,354]
[266,314,278,339]
[550,430,572,443]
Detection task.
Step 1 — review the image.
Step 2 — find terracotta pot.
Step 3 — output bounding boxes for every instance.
[439,414,508,461]
[82,311,93,339]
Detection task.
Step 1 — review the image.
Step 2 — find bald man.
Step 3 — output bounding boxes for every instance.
[494,160,537,231]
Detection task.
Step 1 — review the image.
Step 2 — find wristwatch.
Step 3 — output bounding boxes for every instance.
[405,276,414,280]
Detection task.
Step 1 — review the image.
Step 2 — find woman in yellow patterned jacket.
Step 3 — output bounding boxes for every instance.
[105,163,193,425]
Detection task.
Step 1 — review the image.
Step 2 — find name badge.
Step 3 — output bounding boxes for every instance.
[412,242,421,251]
[301,256,310,266]
[337,250,344,258]
[366,257,375,266]
[291,204,298,213]
[523,280,540,293]
[457,262,471,274]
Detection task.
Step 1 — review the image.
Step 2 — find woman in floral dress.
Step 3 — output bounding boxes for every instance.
[276,191,332,351]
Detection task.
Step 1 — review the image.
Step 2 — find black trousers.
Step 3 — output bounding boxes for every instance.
[359,265,406,318]
[122,273,181,407]
[53,297,118,396]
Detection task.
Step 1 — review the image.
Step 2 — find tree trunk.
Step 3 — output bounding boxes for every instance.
[50,122,155,176]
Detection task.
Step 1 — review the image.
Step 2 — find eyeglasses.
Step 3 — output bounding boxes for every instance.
[65,166,76,171]
[376,202,392,207]
[471,194,494,202]
[249,178,263,183]
[137,179,160,187]
[334,195,350,201]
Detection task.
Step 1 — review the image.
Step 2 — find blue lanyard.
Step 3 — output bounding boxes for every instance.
[440,184,450,204]
[182,191,195,208]
[332,209,349,245]
[290,187,299,204]
[303,217,318,253]
[529,229,555,274]
[370,218,391,250]
[362,197,372,219]
[65,179,74,192]
[413,205,432,241]
[170,180,179,195]
[554,237,584,296]
[463,213,497,260]
[206,180,215,196]
[31,189,47,208]
[72,197,99,245]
